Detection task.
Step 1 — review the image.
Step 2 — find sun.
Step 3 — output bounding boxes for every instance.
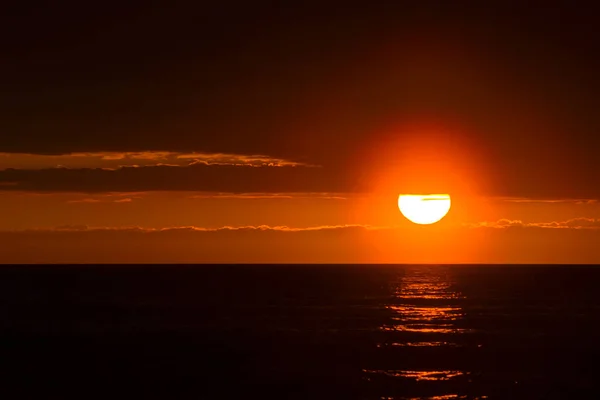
[398,194,451,225]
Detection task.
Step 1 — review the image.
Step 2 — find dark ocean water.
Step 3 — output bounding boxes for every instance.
[1,264,599,399]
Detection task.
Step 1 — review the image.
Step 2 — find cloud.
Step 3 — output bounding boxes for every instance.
[0,163,356,193]
[22,224,383,233]
[0,224,383,264]
[187,192,348,200]
[1,222,600,264]
[53,224,91,231]
[2,162,599,199]
[0,151,313,171]
[66,198,103,204]
[468,217,600,230]
[66,197,135,204]
[497,197,599,204]
[44,192,145,203]
[532,218,600,229]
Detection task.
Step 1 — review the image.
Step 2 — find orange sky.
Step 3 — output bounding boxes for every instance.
[0,188,599,264]
[0,123,598,264]
[1,3,599,263]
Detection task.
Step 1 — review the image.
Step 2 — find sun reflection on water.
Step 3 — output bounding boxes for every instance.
[364,369,465,381]
[376,341,459,348]
[378,396,489,400]
[370,266,483,398]
[379,267,469,335]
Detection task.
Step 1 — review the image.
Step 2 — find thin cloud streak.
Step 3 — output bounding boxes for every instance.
[2,222,599,264]
[1,166,600,199]
[0,164,354,193]
[0,191,149,198]
[497,197,599,204]
[25,218,600,233]
[19,224,386,233]
[0,151,313,171]
[188,192,348,200]
[66,197,136,204]
[467,217,600,229]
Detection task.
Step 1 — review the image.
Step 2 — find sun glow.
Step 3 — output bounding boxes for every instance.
[398,194,451,225]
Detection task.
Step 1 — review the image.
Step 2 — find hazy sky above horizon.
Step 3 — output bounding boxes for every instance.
[1,2,599,263]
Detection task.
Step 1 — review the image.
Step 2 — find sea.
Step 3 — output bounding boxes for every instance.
[0,264,598,399]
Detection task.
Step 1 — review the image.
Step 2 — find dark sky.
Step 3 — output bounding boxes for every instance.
[1,1,598,198]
